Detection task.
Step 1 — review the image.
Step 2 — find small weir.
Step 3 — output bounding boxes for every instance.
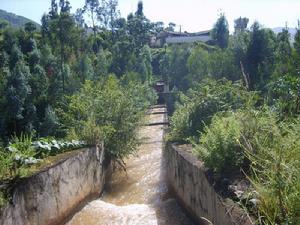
[66,106,195,225]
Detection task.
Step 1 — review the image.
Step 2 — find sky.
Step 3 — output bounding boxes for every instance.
[0,0,300,32]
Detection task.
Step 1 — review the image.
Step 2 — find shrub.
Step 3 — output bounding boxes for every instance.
[0,133,85,180]
[169,78,258,143]
[268,74,300,117]
[241,115,300,225]
[194,112,244,173]
[62,75,157,159]
[0,148,13,179]
[194,108,300,224]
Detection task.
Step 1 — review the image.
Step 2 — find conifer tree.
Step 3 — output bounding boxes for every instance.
[212,13,229,49]
[5,61,31,134]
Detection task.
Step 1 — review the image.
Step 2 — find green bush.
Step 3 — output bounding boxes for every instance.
[241,114,300,225]
[194,112,244,173]
[169,78,258,143]
[0,133,85,180]
[194,108,300,224]
[0,148,13,179]
[62,75,157,159]
[268,74,300,117]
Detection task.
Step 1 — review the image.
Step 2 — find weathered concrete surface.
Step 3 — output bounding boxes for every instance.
[67,106,195,225]
[0,146,110,225]
[165,143,252,225]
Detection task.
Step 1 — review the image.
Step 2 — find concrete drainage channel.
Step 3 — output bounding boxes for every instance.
[66,105,196,225]
[0,105,249,225]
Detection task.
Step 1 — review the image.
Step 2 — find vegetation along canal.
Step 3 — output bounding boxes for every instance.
[66,106,195,225]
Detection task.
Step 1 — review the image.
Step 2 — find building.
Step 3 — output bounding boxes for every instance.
[154,80,169,94]
[150,30,211,47]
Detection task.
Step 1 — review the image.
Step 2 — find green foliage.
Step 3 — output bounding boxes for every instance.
[0,149,14,179]
[0,133,38,179]
[187,46,210,82]
[9,43,23,69]
[0,133,85,180]
[234,17,249,33]
[211,13,229,49]
[240,111,300,225]
[4,60,31,133]
[161,45,191,90]
[94,50,112,79]
[194,112,244,173]
[40,105,60,137]
[62,75,156,159]
[135,45,152,83]
[169,78,257,143]
[246,22,276,90]
[293,27,300,56]
[127,2,152,49]
[192,106,300,224]
[268,74,300,116]
[1,3,300,222]
[187,46,241,84]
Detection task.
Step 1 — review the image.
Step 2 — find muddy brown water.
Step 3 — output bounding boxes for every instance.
[66,107,195,225]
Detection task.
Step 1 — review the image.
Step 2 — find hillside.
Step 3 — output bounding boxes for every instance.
[0,9,40,29]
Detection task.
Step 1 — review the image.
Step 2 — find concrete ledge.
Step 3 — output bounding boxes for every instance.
[0,146,111,225]
[165,143,252,225]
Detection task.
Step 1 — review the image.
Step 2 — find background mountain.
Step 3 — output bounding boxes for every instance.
[0,9,40,28]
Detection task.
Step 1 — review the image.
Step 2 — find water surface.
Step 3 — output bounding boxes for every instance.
[66,107,195,225]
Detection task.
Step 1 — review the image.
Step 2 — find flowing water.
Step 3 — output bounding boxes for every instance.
[66,106,195,225]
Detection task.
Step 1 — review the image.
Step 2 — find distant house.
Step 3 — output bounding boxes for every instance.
[150,30,211,47]
[154,80,170,105]
[154,81,169,94]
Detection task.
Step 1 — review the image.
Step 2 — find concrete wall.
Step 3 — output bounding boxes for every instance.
[165,143,252,225]
[0,145,111,225]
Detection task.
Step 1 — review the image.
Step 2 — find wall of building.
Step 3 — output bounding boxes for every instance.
[166,35,211,44]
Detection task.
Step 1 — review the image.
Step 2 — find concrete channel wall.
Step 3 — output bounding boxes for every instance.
[0,146,111,225]
[165,143,252,225]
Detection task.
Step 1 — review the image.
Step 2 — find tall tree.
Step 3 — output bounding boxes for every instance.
[246,22,276,90]
[49,0,59,19]
[48,0,75,92]
[74,8,85,28]
[127,1,152,50]
[234,17,249,34]
[276,27,292,65]
[41,13,50,43]
[84,0,100,36]
[4,60,31,134]
[165,22,176,32]
[294,22,300,57]
[152,21,164,33]
[136,1,143,16]
[135,45,152,82]
[211,13,229,49]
